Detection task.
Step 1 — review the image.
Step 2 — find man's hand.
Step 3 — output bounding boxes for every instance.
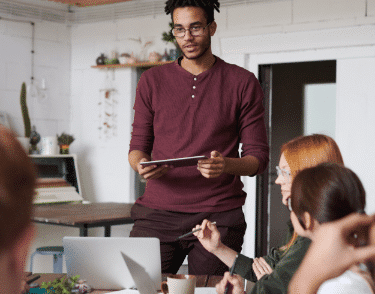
[137,158,171,180]
[197,151,226,178]
[252,257,273,280]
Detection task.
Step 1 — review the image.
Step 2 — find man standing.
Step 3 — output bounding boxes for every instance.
[128,0,269,275]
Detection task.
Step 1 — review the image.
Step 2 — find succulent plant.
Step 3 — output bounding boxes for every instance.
[40,275,81,294]
[20,82,31,137]
[57,132,75,145]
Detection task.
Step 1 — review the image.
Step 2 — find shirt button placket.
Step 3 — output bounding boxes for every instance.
[192,77,197,99]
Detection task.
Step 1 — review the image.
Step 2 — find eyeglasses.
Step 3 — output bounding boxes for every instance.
[287,197,293,212]
[172,22,212,38]
[276,166,291,183]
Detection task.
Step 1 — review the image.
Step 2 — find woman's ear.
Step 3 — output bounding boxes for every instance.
[303,212,313,230]
[303,212,320,233]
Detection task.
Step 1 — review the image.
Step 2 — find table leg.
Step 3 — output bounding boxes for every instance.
[104,225,111,237]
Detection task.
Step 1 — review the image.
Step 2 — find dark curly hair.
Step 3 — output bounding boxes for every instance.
[165,0,220,24]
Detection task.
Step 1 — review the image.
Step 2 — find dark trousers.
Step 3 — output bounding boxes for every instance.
[130,203,247,275]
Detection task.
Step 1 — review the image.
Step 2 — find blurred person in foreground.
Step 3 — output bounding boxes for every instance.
[0,125,36,293]
[289,212,375,293]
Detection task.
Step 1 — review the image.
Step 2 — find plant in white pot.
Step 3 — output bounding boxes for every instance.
[17,82,31,153]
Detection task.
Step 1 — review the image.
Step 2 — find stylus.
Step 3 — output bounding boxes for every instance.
[176,221,216,240]
[27,274,41,285]
[224,254,238,294]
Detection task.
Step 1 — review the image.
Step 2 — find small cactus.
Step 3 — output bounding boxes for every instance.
[20,82,31,137]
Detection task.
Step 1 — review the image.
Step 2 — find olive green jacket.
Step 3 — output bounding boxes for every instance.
[233,222,311,294]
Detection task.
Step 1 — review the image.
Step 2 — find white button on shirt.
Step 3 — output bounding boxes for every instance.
[194,78,197,81]
[193,86,196,89]
[192,95,195,98]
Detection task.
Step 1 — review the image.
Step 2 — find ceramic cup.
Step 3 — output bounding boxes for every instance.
[161,275,196,294]
[40,136,58,155]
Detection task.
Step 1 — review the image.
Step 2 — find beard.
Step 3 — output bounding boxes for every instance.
[178,36,211,60]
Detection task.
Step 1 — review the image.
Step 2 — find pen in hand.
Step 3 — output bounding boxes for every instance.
[176,221,217,240]
[224,254,239,294]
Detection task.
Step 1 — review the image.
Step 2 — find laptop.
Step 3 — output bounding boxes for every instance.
[63,237,161,292]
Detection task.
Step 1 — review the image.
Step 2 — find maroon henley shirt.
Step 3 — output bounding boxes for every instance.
[129,57,269,213]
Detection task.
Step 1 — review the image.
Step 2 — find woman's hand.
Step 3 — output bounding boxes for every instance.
[20,278,30,294]
[193,219,222,254]
[215,272,244,294]
[252,257,273,280]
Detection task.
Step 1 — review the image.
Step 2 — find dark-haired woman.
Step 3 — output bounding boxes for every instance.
[287,163,374,294]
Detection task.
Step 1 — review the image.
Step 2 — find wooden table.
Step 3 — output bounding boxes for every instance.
[33,202,134,237]
[27,273,222,293]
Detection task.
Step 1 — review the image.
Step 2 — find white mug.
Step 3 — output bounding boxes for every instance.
[40,136,58,155]
[161,275,196,294]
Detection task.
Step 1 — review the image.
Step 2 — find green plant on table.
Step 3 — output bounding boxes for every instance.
[40,275,80,294]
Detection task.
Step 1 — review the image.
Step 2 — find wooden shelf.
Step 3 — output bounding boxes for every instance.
[92,61,173,69]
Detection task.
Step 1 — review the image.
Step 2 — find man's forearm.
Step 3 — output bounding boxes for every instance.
[223,155,259,176]
[128,150,151,172]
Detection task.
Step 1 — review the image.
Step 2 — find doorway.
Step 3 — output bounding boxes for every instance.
[256,60,336,256]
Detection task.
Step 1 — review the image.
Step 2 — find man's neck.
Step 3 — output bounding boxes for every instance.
[180,52,216,76]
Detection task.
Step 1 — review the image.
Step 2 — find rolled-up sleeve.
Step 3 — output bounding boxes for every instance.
[238,73,269,175]
[129,74,154,156]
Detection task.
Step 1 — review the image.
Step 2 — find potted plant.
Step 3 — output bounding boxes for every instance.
[57,132,75,154]
[40,275,91,294]
[17,82,31,153]
[162,22,182,60]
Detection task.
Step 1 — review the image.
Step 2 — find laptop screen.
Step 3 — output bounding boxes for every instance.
[63,237,161,291]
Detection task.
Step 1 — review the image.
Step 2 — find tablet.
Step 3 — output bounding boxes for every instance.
[140,155,207,168]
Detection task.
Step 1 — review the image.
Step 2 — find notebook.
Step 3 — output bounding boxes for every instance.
[63,237,161,291]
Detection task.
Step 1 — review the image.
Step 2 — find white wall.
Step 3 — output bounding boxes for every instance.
[336,57,375,214]
[1,0,375,271]
[0,20,71,138]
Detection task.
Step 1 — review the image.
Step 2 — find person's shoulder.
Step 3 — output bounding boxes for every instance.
[295,236,312,247]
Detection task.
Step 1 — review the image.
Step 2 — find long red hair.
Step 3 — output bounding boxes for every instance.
[280,134,344,251]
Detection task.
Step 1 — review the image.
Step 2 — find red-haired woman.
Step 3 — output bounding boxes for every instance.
[194,134,345,293]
